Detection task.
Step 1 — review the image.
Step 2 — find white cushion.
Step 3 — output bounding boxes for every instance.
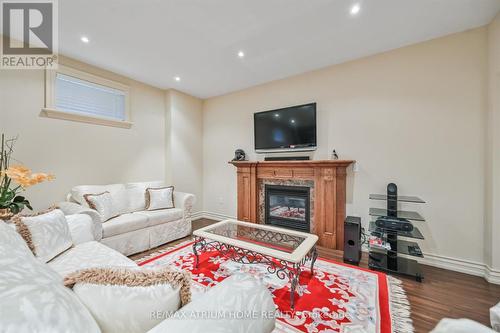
[47,241,136,277]
[102,213,149,238]
[134,208,183,227]
[125,181,164,212]
[0,222,100,333]
[71,183,126,206]
[149,274,276,333]
[430,319,496,333]
[146,186,174,211]
[65,267,189,333]
[112,188,131,215]
[14,209,73,263]
[66,214,96,245]
[491,302,500,331]
[84,191,119,222]
[77,283,179,333]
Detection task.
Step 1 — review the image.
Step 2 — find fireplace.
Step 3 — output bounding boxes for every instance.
[265,184,310,232]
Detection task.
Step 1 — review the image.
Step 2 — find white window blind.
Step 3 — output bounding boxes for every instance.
[55,73,126,121]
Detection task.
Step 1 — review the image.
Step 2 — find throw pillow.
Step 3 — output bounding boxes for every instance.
[13,208,73,263]
[64,267,191,333]
[84,191,119,222]
[145,186,174,211]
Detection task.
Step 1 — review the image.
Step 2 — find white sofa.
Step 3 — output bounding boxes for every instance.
[59,181,195,256]
[0,215,276,333]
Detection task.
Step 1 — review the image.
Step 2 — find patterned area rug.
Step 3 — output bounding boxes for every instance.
[136,240,413,333]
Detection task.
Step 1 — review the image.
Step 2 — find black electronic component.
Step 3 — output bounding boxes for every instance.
[343,216,362,265]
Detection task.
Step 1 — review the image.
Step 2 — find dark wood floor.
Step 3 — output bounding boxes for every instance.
[131,218,500,333]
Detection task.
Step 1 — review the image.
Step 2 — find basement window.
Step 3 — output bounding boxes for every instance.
[42,65,132,128]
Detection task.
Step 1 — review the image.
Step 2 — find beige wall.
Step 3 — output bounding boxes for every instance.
[165,90,204,212]
[0,56,167,210]
[486,13,500,270]
[203,28,488,264]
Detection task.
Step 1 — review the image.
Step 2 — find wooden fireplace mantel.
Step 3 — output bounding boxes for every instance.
[230,160,354,250]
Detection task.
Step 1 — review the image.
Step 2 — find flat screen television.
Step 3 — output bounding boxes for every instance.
[254,103,317,153]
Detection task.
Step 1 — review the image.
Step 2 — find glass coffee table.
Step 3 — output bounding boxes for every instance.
[193,219,319,309]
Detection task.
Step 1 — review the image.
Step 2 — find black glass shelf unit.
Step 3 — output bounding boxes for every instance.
[369,194,425,203]
[368,183,426,282]
[369,207,425,221]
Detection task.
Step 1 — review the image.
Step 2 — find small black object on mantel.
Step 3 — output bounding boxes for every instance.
[232,149,246,161]
[332,149,339,160]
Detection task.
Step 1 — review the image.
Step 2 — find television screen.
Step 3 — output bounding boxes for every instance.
[254,103,316,152]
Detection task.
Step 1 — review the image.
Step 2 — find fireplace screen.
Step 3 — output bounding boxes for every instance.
[265,185,310,232]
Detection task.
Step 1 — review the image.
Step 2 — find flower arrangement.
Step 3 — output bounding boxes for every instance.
[0,134,54,219]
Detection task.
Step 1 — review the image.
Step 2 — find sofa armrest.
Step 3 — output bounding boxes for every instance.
[174,191,196,218]
[430,319,496,333]
[147,274,276,333]
[57,201,103,241]
[65,214,96,245]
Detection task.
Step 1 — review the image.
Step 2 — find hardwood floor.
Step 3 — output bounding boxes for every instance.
[130,218,500,333]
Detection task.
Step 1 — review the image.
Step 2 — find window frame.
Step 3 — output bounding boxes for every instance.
[42,65,132,129]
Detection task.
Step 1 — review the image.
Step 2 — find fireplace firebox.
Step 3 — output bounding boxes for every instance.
[265,184,310,232]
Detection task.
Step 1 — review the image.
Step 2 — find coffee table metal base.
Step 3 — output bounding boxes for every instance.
[192,236,318,309]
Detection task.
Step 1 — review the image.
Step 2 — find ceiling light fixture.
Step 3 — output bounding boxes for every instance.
[350,3,361,15]
[174,76,181,82]
[237,51,245,58]
[80,36,90,43]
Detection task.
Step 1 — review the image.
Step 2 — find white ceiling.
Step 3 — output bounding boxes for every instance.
[58,0,500,98]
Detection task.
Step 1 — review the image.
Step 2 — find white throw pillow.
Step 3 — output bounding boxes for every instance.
[84,192,119,222]
[64,267,191,333]
[145,186,174,211]
[13,208,73,263]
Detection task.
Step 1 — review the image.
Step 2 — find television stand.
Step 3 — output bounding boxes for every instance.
[368,183,426,282]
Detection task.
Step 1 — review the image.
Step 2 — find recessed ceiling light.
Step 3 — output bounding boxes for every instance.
[350,3,361,15]
[274,113,279,118]
[237,51,245,58]
[291,119,295,123]
[80,36,89,43]
[174,76,181,82]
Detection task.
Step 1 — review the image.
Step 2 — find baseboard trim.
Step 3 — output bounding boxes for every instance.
[192,211,235,222]
[417,253,485,277]
[485,266,500,284]
[193,211,500,285]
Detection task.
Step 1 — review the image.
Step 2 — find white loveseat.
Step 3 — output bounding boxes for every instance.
[0,215,276,333]
[59,181,195,256]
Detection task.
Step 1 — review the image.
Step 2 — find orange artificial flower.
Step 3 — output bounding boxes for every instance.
[4,165,55,188]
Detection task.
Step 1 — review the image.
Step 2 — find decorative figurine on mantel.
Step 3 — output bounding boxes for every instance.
[0,134,55,220]
[332,149,339,160]
[232,149,246,161]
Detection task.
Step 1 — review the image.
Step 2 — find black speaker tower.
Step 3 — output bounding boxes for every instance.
[343,216,361,265]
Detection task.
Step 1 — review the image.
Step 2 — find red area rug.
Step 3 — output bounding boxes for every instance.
[137,241,413,333]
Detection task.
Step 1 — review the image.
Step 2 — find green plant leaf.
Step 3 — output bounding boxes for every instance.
[8,203,19,214]
[13,196,25,203]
